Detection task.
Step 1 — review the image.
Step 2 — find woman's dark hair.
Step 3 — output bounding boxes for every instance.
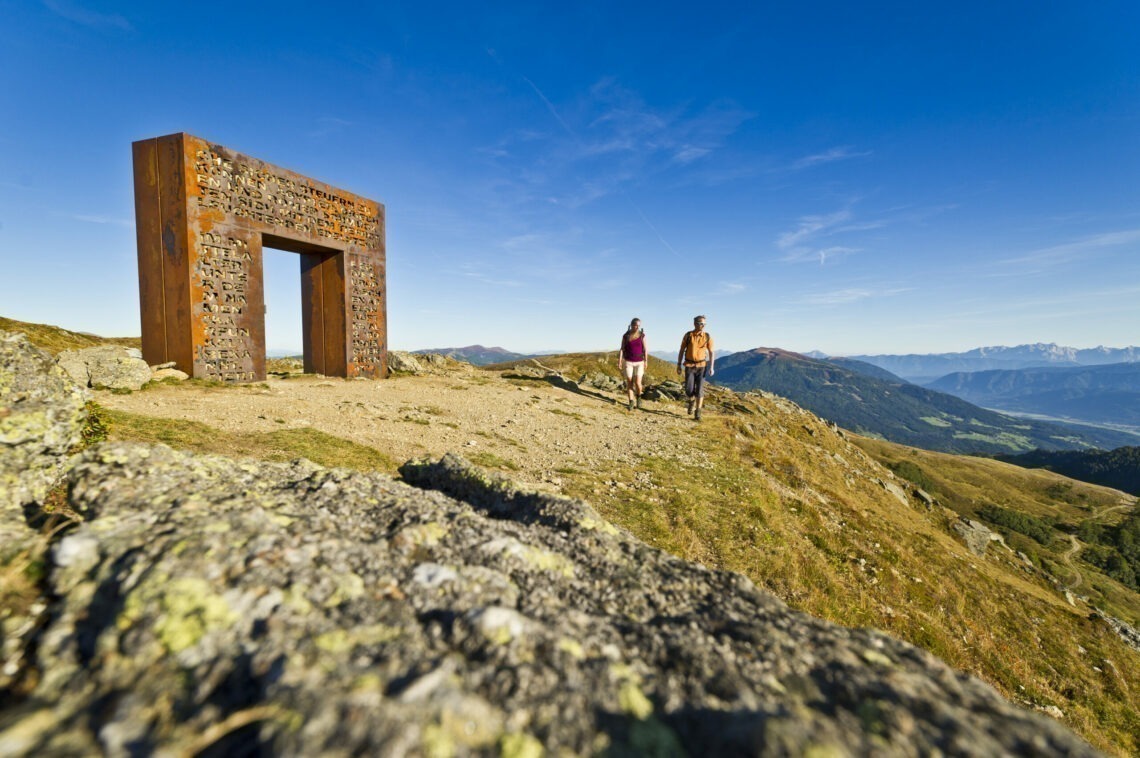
[628,318,642,334]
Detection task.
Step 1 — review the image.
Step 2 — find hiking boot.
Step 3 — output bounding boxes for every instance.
[636,397,643,410]
[687,398,695,415]
[694,408,702,421]
[628,399,635,410]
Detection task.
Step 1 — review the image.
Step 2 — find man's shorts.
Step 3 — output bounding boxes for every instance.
[684,366,707,398]
[623,360,645,381]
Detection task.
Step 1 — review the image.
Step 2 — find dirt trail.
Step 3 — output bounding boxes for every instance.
[1061,534,1083,591]
[100,368,710,490]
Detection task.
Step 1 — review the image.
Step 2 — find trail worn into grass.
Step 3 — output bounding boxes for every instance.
[99,368,706,490]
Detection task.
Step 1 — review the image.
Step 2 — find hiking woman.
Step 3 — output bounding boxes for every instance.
[618,317,648,410]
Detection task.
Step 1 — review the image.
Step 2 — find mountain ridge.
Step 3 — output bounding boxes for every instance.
[714,347,1140,454]
[847,343,1140,383]
[926,362,1140,431]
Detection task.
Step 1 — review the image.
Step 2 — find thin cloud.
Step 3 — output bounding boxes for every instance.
[44,0,132,31]
[776,209,853,250]
[308,117,353,138]
[501,233,544,251]
[789,146,871,171]
[461,270,524,288]
[780,246,860,265]
[1000,229,1140,269]
[673,146,712,164]
[802,287,910,306]
[717,282,747,295]
[73,214,134,228]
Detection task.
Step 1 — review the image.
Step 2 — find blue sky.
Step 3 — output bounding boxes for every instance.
[1,1,1138,355]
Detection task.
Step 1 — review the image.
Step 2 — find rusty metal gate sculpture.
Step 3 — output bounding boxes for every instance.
[132,132,386,381]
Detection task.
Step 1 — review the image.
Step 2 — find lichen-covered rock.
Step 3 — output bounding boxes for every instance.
[0,444,1099,756]
[578,372,623,393]
[643,380,685,401]
[388,351,424,374]
[56,345,152,391]
[0,331,89,695]
[0,331,89,518]
[953,517,998,557]
[149,367,189,382]
[879,478,910,507]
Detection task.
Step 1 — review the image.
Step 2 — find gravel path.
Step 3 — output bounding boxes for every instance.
[100,367,708,490]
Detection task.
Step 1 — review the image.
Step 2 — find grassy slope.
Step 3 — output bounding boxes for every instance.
[552,391,1140,755]
[76,363,1140,754]
[1,316,140,355]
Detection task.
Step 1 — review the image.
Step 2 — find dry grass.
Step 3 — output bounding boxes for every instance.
[486,351,676,387]
[559,395,1140,755]
[0,316,139,355]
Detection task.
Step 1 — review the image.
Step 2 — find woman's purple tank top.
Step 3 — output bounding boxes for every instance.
[622,333,646,361]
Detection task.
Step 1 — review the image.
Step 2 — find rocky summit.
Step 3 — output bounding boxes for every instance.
[0,334,1103,755]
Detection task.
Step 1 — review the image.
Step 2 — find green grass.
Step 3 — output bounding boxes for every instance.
[468,452,521,471]
[103,409,398,474]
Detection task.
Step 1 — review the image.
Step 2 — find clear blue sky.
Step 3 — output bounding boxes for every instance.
[2,1,1138,355]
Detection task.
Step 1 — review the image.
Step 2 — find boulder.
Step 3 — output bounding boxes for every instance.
[953,518,998,557]
[914,487,937,507]
[0,331,89,694]
[578,371,623,393]
[387,351,424,374]
[150,368,189,382]
[0,445,1099,756]
[419,352,448,367]
[56,345,152,391]
[0,331,89,517]
[643,380,685,401]
[878,478,910,507]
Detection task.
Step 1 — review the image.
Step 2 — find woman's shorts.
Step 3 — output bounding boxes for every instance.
[623,360,645,381]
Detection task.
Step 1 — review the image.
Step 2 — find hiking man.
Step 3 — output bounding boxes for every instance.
[677,315,714,420]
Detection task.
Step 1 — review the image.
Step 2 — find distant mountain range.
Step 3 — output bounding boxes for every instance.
[413,345,534,365]
[846,343,1140,384]
[649,349,735,362]
[926,362,1140,431]
[714,348,1140,455]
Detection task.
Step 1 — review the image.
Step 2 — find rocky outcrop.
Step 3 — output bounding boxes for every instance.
[642,380,685,401]
[0,331,88,517]
[388,350,425,374]
[953,518,1000,557]
[0,440,1100,755]
[577,372,624,393]
[56,345,152,391]
[0,331,90,695]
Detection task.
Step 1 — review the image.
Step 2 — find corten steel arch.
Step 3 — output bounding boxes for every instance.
[132,132,387,382]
